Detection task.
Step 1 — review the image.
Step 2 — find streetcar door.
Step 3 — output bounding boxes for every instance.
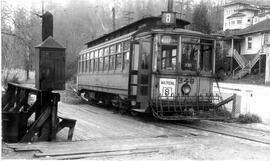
[129,38,152,109]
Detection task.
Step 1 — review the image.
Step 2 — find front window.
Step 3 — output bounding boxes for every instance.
[159,35,178,71]
[161,45,177,70]
[181,37,213,73]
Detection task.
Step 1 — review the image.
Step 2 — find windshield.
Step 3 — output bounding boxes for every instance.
[156,35,214,74]
[181,37,213,73]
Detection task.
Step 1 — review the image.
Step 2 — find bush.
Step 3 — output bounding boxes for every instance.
[237,113,262,124]
[1,69,21,89]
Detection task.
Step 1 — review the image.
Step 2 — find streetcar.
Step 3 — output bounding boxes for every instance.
[77,12,228,120]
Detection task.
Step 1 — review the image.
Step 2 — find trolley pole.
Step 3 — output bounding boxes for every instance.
[168,0,174,12]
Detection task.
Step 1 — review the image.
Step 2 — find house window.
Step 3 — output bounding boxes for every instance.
[264,34,270,45]
[231,20,235,25]
[247,37,252,49]
[237,20,242,24]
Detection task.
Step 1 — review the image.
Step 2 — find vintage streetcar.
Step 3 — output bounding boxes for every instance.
[77,12,228,120]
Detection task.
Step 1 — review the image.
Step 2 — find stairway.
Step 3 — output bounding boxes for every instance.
[232,49,261,79]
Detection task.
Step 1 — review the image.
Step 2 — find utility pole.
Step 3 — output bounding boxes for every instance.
[123,11,134,24]
[42,0,44,15]
[112,7,116,31]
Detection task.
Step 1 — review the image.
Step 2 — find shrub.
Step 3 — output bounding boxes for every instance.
[1,69,21,89]
[237,113,262,124]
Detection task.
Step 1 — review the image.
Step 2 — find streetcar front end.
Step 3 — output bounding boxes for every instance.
[149,32,227,120]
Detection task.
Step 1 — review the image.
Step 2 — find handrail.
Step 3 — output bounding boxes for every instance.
[233,49,246,68]
[232,66,241,77]
[249,49,261,69]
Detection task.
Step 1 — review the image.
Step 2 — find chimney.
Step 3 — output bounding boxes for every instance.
[42,11,53,41]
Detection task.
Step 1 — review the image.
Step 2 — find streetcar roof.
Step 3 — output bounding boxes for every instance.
[85,16,190,48]
[151,28,215,39]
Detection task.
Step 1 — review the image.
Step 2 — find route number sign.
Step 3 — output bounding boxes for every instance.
[161,12,176,25]
[159,78,176,98]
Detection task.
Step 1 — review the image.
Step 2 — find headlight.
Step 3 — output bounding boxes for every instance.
[181,83,191,95]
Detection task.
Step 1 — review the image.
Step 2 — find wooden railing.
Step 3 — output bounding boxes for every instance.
[2,82,76,143]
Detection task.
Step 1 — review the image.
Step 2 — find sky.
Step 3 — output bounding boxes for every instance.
[7,0,225,11]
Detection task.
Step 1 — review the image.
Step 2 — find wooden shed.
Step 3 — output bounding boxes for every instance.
[35,36,65,91]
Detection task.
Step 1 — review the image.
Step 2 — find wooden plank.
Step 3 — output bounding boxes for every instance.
[34,146,164,158]
[20,107,51,142]
[51,94,59,140]
[37,148,159,160]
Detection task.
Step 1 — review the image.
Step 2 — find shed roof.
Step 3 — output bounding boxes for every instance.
[35,36,65,49]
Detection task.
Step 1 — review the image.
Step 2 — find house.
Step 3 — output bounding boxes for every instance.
[220,1,270,84]
[223,1,270,31]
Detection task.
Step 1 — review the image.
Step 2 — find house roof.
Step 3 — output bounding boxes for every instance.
[35,36,65,49]
[227,12,246,19]
[237,7,260,12]
[237,18,270,35]
[223,1,251,7]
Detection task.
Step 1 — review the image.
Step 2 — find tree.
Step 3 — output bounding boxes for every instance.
[1,0,41,80]
[191,1,211,34]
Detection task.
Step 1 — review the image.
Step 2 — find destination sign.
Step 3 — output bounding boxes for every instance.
[161,35,178,44]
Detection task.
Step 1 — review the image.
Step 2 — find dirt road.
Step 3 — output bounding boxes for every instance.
[3,102,270,160]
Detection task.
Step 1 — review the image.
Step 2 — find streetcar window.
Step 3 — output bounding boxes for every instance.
[116,43,122,70]
[161,45,177,71]
[104,47,109,56]
[116,54,122,70]
[123,40,130,70]
[141,41,151,70]
[90,51,94,72]
[99,49,104,71]
[104,56,109,71]
[94,50,99,71]
[116,43,122,53]
[104,47,109,71]
[181,43,199,71]
[200,45,212,72]
[82,54,85,73]
[123,51,130,70]
[123,40,130,51]
[109,45,116,70]
[109,55,115,70]
[86,53,89,73]
[78,55,82,73]
[110,45,116,54]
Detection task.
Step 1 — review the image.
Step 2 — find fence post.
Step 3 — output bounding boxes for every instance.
[232,93,241,118]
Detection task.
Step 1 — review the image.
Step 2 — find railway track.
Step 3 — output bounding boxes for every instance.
[152,121,270,146]
[69,87,270,146]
